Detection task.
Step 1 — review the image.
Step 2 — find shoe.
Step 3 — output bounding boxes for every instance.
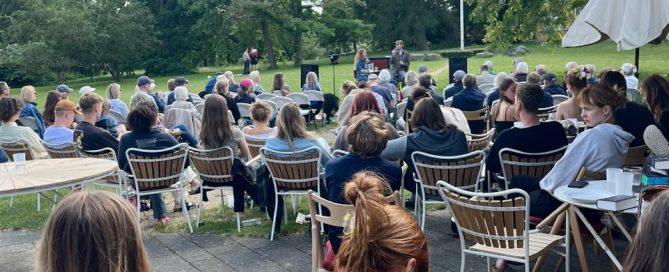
[173,202,197,212]
[140,201,150,212]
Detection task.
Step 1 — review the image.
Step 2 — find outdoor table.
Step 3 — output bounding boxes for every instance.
[553,180,637,272]
[0,158,118,203]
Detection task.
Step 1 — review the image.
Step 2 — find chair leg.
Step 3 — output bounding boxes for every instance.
[291,195,297,214]
[9,196,13,208]
[271,194,279,240]
[180,189,193,234]
[236,212,241,233]
[37,193,41,211]
[196,186,204,228]
[136,193,142,227]
[460,252,466,272]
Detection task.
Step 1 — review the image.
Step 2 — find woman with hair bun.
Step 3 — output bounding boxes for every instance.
[336,171,429,272]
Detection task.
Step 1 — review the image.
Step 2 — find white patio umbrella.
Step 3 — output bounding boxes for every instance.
[562,0,669,72]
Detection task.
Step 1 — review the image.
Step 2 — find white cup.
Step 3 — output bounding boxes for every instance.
[13,153,26,165]
[616,172,634,196]
[606,168,622,183]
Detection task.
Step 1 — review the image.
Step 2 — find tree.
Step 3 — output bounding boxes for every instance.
[319,0,372,53]
[467,0,587,49]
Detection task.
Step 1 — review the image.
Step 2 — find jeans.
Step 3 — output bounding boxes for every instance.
[150,193,167,219]
[243,61,250,74]
[171,124,198,147]
[392,70,407,84]
[0,149,7,163]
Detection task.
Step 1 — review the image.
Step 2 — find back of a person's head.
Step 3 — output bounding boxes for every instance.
[272,72,284,91]
[516,83,544,114]
[167,79,176,92]
[341,80,357,96]
[640,75,669,118]
[126,101,158,133]
[351,91,381,116]
[620,63,635,76]
[493,72,510,88]
[276,103,310,142]
[215,78,230,96]
[566,66,589,92]
[515,62,529,74]
[535,64,547,75]
[411,86,429,103]
[250,101,271,122]
[565,61,578,71]
[527,72,542,84]
[599,71,628,93]
[411,97,449,133]
[20,85,36,103]
[249,70,260,83]
[345,111,389,157]
[378,69,391,84]
[79,92,103,114]
[0,96,23,122]
[623,190,669,272]
[499,78,517,104]
[224,71,235,83]
[462,74,477,88]
[174,86,189,101]
[578,84,626,113]
[129,92,155,111]
[200,94,231,148]
[106,83,121,99]
[336,171,429,272]
[418,74,432,89]
[37,191,150,272]
[404,71,419,87]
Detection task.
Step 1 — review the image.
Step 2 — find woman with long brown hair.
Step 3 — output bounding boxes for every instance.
[199,94,258,210]
[491,78,518,138]
[336,171,429,272]
[640,75,669,155]
[42,90,62,127]
[623,190,669,272]
[36,191,151,272]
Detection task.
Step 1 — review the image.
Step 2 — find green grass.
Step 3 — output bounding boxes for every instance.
[0,192,62,230]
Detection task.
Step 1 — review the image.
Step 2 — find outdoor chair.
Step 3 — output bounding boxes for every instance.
[438,181,566,272]
[245,137,267,159]
[0,139,40,210]
[307,190,401,272]
[537,105,558,120]
[188,146,244,231]
[18,116,39,134]
[125,144,193,233]
[462,107,488,134]
[287,93,314,128]
[237,103,252,124]
[498,146,567,191]
[466,128,495,152]
[261,146,322,240]
[478,83,495,94]
[303,90,326,127]
[552,95,570,105]
[270,96,292,110]
[257,93,277,101]
[411,150,486,230]
[395,101,407,126]
[76,146,125,195]
[623,144,648,167]
[40,140,78,159]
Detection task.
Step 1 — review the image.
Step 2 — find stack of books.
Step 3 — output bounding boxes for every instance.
[642,155,669,186]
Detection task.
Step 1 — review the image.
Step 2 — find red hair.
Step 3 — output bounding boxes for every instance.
[351,91,381,116]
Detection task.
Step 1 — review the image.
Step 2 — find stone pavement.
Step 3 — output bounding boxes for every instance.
[0,209,628,271]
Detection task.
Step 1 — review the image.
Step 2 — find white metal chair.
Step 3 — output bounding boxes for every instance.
[237,103,252,120]
[125,144,193,233]
[498,146,567,191]
[41,141,78,159]
[411,150,486,230]
[77,146,125,195]
[260,146,322,240]
[466,128,495,152]
[286,93,313,127]
[272,90,283,96]
[438,181,567,272]
[270,96,292,110]
[551,94,570,105]
[257,93,278,101]
[478,83,495,94]
[395,101,408,123]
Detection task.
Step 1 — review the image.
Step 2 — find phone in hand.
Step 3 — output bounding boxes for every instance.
[568,181,589,188]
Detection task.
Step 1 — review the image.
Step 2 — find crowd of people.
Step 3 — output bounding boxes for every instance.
[2,54,669,271]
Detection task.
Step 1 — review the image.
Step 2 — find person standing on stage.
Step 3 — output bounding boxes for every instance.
[390,40,410,84]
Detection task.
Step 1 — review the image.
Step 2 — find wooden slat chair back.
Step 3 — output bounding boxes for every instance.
[537,105,558,120]
[245,138,267,158]
[499,146,568,191]
[466,128,495,152]
[437,181,566,272]
[77,147,121,186]
[0,139,35,161]
[261,146,322,240]
[462,107,488,121]
[126,144,188,191]
[41,141,78,159]
[623,144,648,167]
[307,190,403,272]
[411,150,486,229]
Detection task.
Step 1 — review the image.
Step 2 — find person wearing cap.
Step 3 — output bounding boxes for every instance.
[79,85,96,97]
[56,84,73,100]
[74,92,119,152]
[235,79,256,104]
[542,73,567,96]
[477,64,495,85]
[0,97,47,158]
[167,76,192,105]
[43,100,80,146]
[443,70,466,99]
[18,85,46,138]
[0,81,10,97]
[137,75,165,113]
[390,40,410,84]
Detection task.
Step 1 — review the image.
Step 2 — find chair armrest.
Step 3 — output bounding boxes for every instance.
[245,155,262,167]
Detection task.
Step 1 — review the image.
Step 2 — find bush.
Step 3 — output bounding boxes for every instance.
[409,54,426,61]
[0,63,51,86]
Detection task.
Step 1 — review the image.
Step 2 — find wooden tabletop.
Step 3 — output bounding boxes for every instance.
[0,158,118,197]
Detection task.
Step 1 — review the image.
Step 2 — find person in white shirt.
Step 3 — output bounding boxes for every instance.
[0,97,47,158]
[43,100,79,146]
[621,63,639,89]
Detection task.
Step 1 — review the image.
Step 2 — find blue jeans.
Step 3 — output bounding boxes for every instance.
[243,61,250,74]
[0,149,7,163]
[171,124,198,147]
[150,193,167,219]
[392,70,407,84]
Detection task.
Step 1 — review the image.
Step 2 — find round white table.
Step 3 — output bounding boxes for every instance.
[0,158,118,197]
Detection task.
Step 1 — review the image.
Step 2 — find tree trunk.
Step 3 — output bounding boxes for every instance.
[292,0,302,67]
[261,18,277,69]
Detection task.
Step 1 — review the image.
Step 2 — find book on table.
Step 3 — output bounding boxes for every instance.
[596,195,637,211]
[648,155,669,170]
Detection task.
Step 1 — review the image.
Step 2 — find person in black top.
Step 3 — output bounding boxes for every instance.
[452,74,486,133]
[542,73,568,96]
[167,76,193,105]
[599,71,654,147]
[325,111,401,254]
[444,70,465,99]
[74,92,119,152]
[235,79,256,104]
[487,84,568,180]
[213,78,241,125]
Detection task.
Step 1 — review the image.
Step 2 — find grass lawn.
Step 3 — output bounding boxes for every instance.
[21,42,669,107]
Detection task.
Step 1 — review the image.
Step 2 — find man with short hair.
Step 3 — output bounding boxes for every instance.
[167,76,192,105]
[542,73,567,96]
[390,40,410,83]
[486,84,568,188]
[477,64,495,85]
[74,92,119,151]
[56,84,73,100]
[0,81,10,97]
[43,100,80,146]
[418,74,443,104]
[443,70,466,99]
[137,76,165,113]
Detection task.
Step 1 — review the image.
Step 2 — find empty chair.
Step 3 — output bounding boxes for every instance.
[257,93,277,101]
[76,146,125,194]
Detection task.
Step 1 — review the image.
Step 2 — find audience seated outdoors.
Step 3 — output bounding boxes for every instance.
[381,98,468,204]
[136,75,164,113]
[326,112,402,255]
[622,190,669,272]
[213,77,241,125]
[107,83,129,119]
[335,171,428,272]
[451,74,486,134]
[417,73,444,105]
[36,191,151,272]
[599,70,654,147]
[242,101,277,141]
[367,73,394,112]
[640,75,669,155]
[95,99,120,138]
[19,85,46,138]
[378,69,400,107]
[332,91,399,151]
[42,91,62,127]
[199,94,259,208]
[485,72,510,108]
[0,96,47,158]
[249,70,265,95]
[264,103,333,232]
[542,72,568,96]
[400,70,419,99]
[43,100,79,146]
[75,93,120,152]
[513,61,529,82]
[486,84,568,190]
[337,81,385,126]
[224,71,240,94]
[527,72,554,107]
[556,65,589,121]
[444,70,465,99]
[167,76,192,105]
[272,72,284,94]
[235,79,256,104]
[490,78,518,138]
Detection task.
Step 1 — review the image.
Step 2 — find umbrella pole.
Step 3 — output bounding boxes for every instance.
[634,48,640,78]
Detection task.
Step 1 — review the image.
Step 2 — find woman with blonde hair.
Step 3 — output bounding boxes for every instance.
[224,71,240,94]
[401,70,419,99]
[354,48,369,82]
[249,70,265,95]
[19,85,46,137]
[336,171,429,272]
[36,191,150,272]
[107,83,128,118]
